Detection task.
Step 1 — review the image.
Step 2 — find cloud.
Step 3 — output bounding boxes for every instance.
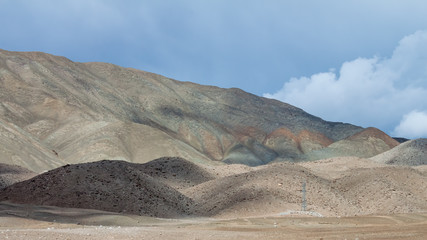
[264,30,427,137]
[393,111,427,138]
[3,0,427,96]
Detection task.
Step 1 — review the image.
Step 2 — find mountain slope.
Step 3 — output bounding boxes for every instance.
[0,49,382,170]
[0,163,36,189]
[0,160,194,218]
[1,159,426,218]
[371,138,427,166]
[304,128,400,161]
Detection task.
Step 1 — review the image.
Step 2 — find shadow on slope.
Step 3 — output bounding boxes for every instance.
[0,160,194,218]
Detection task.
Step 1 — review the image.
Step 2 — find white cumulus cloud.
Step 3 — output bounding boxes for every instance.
[264,30,427,138]
[393,111,427,139]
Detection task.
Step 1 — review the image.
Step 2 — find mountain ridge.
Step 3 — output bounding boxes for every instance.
[0,49,398,171]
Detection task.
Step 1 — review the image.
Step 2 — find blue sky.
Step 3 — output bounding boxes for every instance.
[1,0,427,138]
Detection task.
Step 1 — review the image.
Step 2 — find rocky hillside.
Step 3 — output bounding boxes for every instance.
[0,159,194,218]
[0,49,396,170]
[1,158,426,218]
[371,138,427,166]
[0,163,36,189]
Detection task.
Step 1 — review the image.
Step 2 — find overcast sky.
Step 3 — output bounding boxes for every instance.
[1,0,427,138]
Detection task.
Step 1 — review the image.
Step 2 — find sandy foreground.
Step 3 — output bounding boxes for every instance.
[1,203,426,240]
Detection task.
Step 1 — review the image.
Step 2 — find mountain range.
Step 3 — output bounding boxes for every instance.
[0,49,402,172]
[0,49,426,221]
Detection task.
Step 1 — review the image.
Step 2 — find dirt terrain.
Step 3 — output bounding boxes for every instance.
[1,202,426,240]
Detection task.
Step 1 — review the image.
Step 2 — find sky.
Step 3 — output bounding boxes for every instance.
[1,0,427,138]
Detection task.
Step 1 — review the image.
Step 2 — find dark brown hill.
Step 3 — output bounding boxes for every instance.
[133,157,216,189]
[0,160,194,218]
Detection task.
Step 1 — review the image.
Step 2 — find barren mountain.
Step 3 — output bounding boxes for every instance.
[1,158,426,218]
[0,49,379,171]
[371,138,427,166]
